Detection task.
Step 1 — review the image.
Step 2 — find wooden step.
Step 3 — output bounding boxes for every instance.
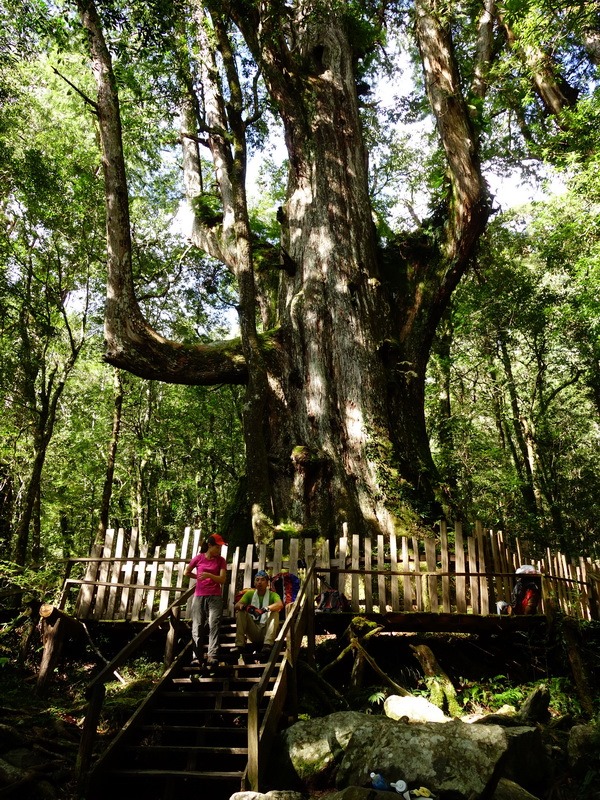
[100,767,244,800]
[150,707,253,719]
[139,724,248,743]
[121,743,248,772]
[110,768,245,779]
[125,745,248,756]
[162,689,273,699]
[171,675,272,686]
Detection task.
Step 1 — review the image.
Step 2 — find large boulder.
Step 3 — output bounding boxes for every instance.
[492,778,541,800]
[229,793,307,800]
[384,695,450,723]
[567,723,600,771]
[272,711,550,799]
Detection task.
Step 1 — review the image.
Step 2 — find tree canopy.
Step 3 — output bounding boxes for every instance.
[0,0,598,566]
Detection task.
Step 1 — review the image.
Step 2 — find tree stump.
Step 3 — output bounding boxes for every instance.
[36,604,85,695]
[410,643,462,717]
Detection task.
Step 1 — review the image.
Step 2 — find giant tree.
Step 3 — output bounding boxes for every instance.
[75,0,596,541]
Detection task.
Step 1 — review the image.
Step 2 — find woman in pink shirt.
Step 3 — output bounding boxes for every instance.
[184,534,227,669]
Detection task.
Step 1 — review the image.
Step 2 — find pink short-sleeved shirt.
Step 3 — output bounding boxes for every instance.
[188,552,226,597]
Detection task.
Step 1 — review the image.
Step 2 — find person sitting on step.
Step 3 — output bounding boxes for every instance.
[234,570,283,662]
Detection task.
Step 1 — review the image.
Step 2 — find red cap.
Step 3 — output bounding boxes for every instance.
[211,533,227,547]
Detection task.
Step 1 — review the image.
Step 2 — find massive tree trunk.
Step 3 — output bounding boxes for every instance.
[78,0,490,540]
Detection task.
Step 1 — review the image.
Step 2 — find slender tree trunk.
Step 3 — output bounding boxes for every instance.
[497,335,540,519]
[0,464,13,554]
[13,374,65,565]
[96,369,123,544]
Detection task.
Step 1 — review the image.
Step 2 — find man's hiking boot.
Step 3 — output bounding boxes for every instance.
[206,658,219,675]
[259,645,272,663]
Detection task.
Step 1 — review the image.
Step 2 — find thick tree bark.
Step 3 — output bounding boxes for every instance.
[79,0,490,539]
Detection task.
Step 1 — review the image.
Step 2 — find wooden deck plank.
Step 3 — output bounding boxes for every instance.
[440,522,451,613]
[158,542,176,615]
[130,541,148,621]
[92,529,115,620]
[106,528,124,620]
[454,523,467,614]
[476,521,489,616]
[144,547,160,621]
[468,535,479,614]
[351,533,360,613]
[390,534,399,612]
[425,537,438,613]
[412,536,423,612]
[242,544,254,590]
[227,546,241,616]
[402,536,412,612]
[338,533,348,597]
[75,541,103,618]
[364,536,373,613]
[118,528,138,620]
[377,534,386,613]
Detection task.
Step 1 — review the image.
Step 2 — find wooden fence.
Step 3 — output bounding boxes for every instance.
[58,522,600,623]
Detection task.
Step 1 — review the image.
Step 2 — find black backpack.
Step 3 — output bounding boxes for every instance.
[315,587,351,613]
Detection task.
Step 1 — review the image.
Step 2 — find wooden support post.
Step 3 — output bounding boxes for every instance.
[36,604,85,695]
[76,682,106,792]
[164,605,181,667]
[247,687,259,791]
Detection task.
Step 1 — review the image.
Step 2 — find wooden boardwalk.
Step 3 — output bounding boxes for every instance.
[58,522,600,623]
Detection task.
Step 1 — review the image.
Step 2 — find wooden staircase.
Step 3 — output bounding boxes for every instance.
[85,619,282,799]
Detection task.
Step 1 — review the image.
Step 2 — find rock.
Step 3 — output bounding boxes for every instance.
[273,711,551,800]
[3,747,46,769]
[0,756,23,786]
[0,724,26,750]
[474,714,529,727]
[319,788,391,800]
[492,778,541,800]
[229,793,306,800]
[384,695,450,723]
[502,726,553,792]
[516,686,550,725]
[567,723,599,770]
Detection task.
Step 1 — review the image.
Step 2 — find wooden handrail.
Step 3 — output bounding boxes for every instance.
[86,585,194,692]
[247,558,316,791]
[76,584,195,785]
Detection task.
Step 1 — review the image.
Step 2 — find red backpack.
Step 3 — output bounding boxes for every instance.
[271,572,301,605]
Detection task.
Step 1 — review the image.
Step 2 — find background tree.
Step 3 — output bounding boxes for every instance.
[427,166,600,555]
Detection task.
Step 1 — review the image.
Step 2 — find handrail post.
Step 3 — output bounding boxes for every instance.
[164,605,180,667]
[306,566,316,666]
[247,685,259,791]
[285,609,298,721]
[76,682,106,791]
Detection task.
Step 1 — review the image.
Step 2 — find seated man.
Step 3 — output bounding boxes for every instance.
[234,570,283,662]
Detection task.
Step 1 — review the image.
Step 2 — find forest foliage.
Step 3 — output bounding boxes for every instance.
[0,0,599,581]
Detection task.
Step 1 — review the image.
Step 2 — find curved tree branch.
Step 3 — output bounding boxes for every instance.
[77,0,247,386]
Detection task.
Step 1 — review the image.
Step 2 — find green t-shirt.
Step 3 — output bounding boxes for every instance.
[240,589,281,609]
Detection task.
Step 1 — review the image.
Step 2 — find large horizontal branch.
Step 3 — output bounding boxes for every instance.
[104,312,248,385]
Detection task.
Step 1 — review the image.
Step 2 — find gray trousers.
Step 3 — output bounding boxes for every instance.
[191,595,223,661]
